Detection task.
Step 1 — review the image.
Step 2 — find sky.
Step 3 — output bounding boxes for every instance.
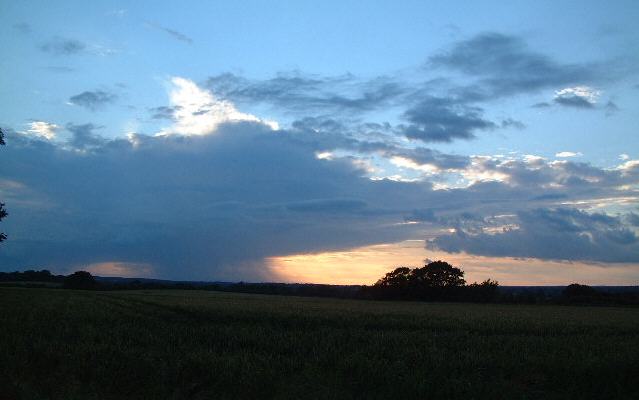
[1,0,639,284]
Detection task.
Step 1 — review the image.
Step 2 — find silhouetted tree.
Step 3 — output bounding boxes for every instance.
[562,283,600,303]
[563,283,598,297]
[375,267,412,287]
[411,261,466,288]
[64,271,98,290]
[0,127,6,244]
[466,279,500,302]
[372,261,468,300]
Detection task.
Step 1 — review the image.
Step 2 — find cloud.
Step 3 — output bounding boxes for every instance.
[2,124,638,279]
[429,32,598,98]
[146,22,193,44]
[2,85,639,280]
[39,37,87,55]
[399,96,496,142]
[149,106,180,120]
[555,151,582,158]
[605,100,620,116]
[69,90,118,111]
[39,37,117,56]
[158,77,268,136]
[500,118,525,129]
[0,123,427,279]
[388,147,470,171]
[66,123,106,150]
[21,121,59,140]
[286,199,368,214]
[206,72,405,115]
[553,86,600,108]
[428,208,639,263]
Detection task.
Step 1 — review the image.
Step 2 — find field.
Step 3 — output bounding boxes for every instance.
[1,287,638,399]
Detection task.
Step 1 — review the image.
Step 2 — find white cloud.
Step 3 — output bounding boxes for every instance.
[22,121,59,140]
[390,156,440,175]
[619,154,630,161]
[554,86,601,104]
[158,77,275,136]
[555,151,582,158]
[315,151,333,160]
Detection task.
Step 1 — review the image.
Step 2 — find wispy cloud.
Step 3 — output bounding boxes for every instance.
[40,37,87,55]
[146,22,193,44]
[39,37,117,56]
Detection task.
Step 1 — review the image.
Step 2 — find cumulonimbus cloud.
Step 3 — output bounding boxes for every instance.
[1,116,638,279]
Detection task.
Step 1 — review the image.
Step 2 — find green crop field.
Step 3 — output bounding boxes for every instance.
[1,287,638,400]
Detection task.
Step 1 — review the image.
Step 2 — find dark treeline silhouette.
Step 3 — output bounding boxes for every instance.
[63,271,99,290]
[0,269,66,284]
[1,267,638,305]
[361,261,499,302]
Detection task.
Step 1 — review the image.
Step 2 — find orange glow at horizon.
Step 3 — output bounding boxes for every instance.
[85,262,154,278]
[267,240,639,286]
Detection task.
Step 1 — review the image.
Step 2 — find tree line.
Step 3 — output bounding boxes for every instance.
[2,264,638,305]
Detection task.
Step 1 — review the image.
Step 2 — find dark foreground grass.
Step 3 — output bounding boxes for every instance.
[1,287,638,400]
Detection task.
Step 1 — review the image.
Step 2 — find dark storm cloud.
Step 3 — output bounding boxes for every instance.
[399,96,496,142]
[40,37,87,55]
[1,119,638,279]
[69,90,117,111]
[429,208,639,263]
[428,32,598,98]
[0,123,427,279]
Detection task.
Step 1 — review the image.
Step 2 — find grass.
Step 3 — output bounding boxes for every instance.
[1,287,638,399]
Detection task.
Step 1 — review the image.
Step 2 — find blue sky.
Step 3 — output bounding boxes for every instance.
[1,1,638,283]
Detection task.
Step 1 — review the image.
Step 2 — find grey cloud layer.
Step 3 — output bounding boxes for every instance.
[429,208,639,263]
[0,124,427,279]
[1,121,638,278]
